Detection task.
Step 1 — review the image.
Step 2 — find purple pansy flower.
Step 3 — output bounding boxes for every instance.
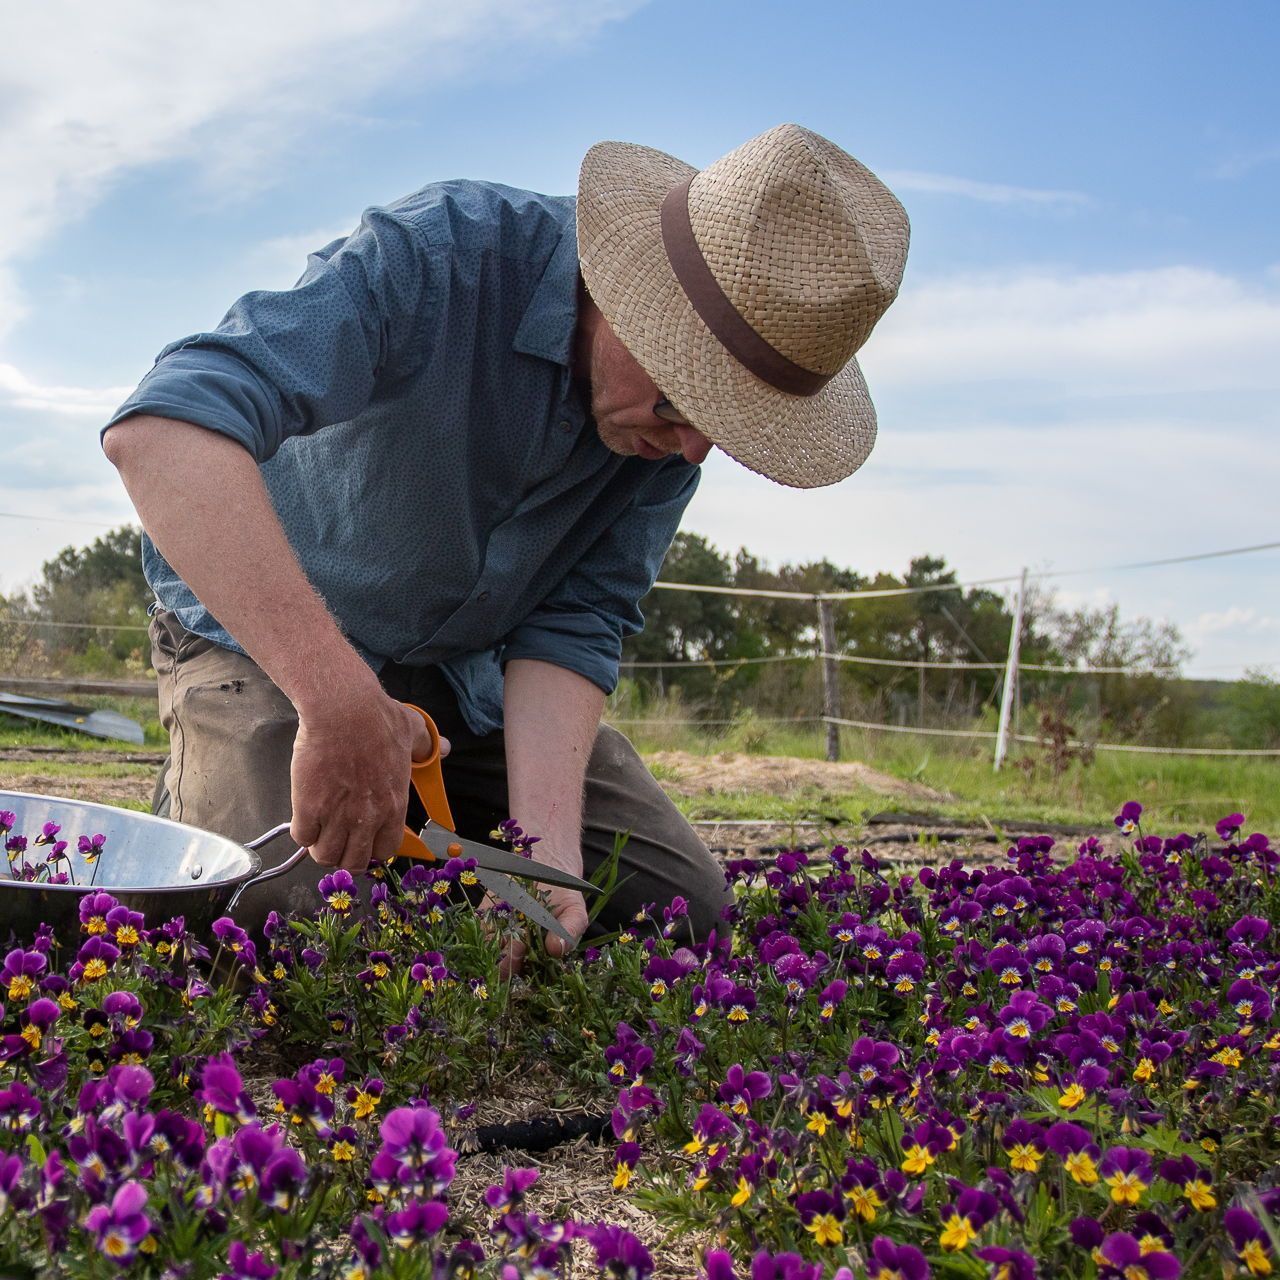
[83,1181,150,1266]
[1096,1232,1179,1279]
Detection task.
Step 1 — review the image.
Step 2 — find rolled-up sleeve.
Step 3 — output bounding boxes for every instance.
[102,209,438,462]
[501,461,700,693]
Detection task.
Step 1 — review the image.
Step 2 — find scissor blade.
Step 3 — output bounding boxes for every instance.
[419,821,596,894]
[473,866,576,950]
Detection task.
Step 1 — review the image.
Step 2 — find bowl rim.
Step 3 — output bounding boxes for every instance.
[0,788,265,897]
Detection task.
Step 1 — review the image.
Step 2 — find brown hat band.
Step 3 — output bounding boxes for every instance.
[659,177,833,398]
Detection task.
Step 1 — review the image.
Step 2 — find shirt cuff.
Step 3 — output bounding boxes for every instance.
[501,611,622,695]
[101,347,283,462]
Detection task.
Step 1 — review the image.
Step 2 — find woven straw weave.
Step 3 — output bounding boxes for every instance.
[577,123,909,488]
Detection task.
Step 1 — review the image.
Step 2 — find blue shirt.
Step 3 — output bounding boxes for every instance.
[103,181,699,735]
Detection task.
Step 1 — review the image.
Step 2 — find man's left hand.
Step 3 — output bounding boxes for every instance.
[497,880,588,978]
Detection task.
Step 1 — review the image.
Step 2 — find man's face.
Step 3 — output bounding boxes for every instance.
[579,296,714,466]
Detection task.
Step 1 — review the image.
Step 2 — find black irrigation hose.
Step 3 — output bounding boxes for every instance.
[456,1110,612,1157]
[863,831,1002,846]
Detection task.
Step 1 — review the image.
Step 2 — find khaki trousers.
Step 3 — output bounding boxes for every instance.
[149,611,732,939]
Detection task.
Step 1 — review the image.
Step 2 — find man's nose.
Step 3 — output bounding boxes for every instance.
[673,424,712,465]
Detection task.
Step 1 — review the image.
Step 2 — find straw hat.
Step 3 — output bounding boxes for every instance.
[577,124,909,488]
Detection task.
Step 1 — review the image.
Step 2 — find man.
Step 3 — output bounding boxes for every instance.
[101,123,909,959]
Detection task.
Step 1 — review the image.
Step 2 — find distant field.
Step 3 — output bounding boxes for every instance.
[2,693,1276,833]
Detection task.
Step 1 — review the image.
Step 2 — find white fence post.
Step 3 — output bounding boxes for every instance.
[993,567,1028,771]
[817,597,841,762]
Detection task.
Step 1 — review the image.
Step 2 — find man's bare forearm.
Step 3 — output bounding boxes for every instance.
[102,415,378,712]
[502,658,601,956]
[103,415,431,869]
[503,658,604,871]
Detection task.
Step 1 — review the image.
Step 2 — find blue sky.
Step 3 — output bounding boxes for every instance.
[1,0,1277,678]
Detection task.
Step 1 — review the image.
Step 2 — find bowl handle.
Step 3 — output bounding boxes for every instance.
[226,823,309,915]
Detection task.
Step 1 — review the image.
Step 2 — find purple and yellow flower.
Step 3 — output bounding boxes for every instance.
[197,1053,257,1124]
[1225,1207,1274,1276]
[1156,1155,1216,1211]
[1114,801,1143,835]
[221,1240,279,1280]
[72,936,120,984]
[612,1140,641,1190]
[974,1247,1036,1280]
[867,1237,930,1280]
[1001,1118,1046,1174]
[1216,811,1245,840]
[938,1186,997,1252]
[795,1189,844,1246]
[1045,1122,1100,1185]
[578,1223,653,1280]
[1099,1146,1151,1205]
[901,1120,955,1176]
[717,1064,772,1116]
[77,833,107,863]
[1096,1232,1179,1280]
[83,1181,151,1266]
[2,948,47,1002]
[318,869,358,915]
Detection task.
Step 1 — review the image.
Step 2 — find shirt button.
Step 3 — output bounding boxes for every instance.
[560,420,573,433]
[476,590,490,602]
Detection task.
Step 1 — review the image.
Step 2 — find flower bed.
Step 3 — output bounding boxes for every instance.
[1,804,1278,1278]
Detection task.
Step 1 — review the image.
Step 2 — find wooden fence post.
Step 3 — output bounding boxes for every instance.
[817,597,841,762]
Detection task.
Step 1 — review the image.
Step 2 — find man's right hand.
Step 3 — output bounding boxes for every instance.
[288,685,445,873]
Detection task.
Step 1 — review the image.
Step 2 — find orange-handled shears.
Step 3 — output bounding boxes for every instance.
[392,704,595,947]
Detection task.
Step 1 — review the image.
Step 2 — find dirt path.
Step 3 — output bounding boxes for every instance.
[3,746,948,815]
[646,748,951,805]
[0,767,155,808]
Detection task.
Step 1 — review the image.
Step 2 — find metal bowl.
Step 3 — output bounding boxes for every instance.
[1,789,298,944]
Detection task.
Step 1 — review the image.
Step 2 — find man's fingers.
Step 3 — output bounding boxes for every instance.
[369,816,404,866]
[545,899,589,957]
[499,936,528,981]
[305,822,346,868]
[290,813,321,851]
[335,821,378,872]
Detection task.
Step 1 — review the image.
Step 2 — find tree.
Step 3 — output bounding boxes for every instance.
[1226,668,1280,749]
[9,525,151,671]
[622,534,765,711]
[29,525,149,612]
[1034,599,1191,742]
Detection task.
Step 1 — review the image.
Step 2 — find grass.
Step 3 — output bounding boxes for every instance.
[614,715,1280,832]
[670,785,886,826]
[4,695,1276,835]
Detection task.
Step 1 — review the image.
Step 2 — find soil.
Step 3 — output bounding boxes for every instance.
[646,748,951,805]
[0,767,155,807]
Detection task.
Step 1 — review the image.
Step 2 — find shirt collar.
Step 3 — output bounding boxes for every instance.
[511,211,580,368]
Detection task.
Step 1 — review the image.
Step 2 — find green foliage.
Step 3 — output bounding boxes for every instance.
[1225,668,1280,749]
[2,524,151,674]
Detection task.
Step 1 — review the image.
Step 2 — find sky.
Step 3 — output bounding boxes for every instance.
[0,0,1276,680]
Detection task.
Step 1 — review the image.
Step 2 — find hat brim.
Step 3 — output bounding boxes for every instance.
[577,139,877,490]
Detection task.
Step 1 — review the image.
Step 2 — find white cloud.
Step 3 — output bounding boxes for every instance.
[861,265,1280,396]
[0,364,133,418]
[0,0,644,334]
[239,222,362,292]
[1210,144,1280,180]
[682,410,1280,678]
[0,1,645,441]
[0,267,27,344]
[1188,607,1280,638]
[0,477,138,597]
[883,169,1089,207]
